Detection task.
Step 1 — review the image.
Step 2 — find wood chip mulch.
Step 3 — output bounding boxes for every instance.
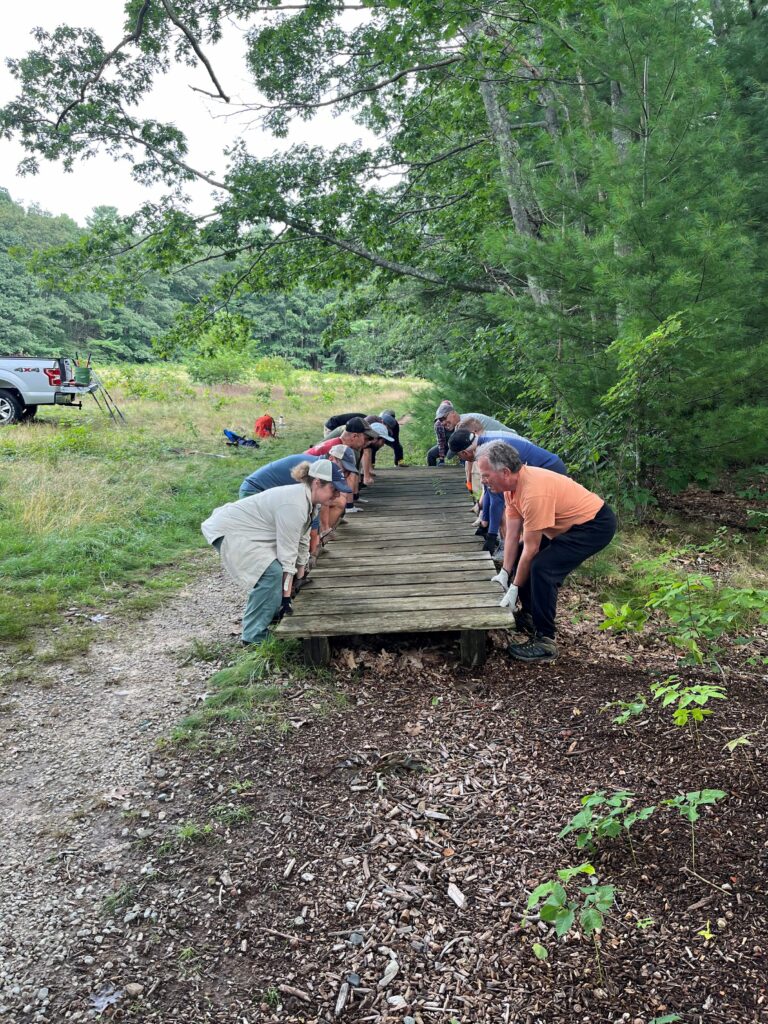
[50,629,768,1024]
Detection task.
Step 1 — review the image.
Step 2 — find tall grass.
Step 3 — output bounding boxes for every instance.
[0,362,425,649]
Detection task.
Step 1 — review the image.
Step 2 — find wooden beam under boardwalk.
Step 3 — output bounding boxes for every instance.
[276,467,512,666]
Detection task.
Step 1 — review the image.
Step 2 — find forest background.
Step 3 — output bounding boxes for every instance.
[1,0,768,506]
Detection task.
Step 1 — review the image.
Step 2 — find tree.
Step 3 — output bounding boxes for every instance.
[2,1,766,486]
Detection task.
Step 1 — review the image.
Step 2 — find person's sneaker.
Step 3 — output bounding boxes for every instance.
[513,609,536,636]
[475,523,489,537]
[508,633,558,662]
[481,532,498,553]
[345,505,365,514]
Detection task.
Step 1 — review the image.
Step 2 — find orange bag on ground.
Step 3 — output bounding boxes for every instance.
[253,414,277,438]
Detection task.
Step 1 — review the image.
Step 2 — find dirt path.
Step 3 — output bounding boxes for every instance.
[0,569,241,1019]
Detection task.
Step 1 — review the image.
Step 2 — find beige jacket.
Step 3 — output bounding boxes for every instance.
[201,483,314,590]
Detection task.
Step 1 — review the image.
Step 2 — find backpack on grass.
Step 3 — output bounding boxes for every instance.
[223,429,260,448]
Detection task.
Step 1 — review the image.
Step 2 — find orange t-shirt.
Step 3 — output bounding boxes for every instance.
[504,465,604,538]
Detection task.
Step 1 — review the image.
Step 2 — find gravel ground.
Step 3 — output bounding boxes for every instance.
[0,569,241,1019]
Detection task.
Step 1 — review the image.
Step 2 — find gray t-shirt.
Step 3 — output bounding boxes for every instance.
[459,413,524,438]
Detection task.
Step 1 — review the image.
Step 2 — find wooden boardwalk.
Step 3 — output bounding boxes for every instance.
[276,466,513,665]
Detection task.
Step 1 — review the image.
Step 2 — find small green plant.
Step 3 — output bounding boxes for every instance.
[263,987,281,1009]
[650,675,726,742]
[664,789,726,865]
[636,916,655,930]
[600,601,648,632]
[723,734,751,753]
[177,945,201,979]
[213,804,253,826]
[559,791,657,865]
[179,638,234,665]
[230,778,254,794]
[525,863,616,982]
[649,1015,682,1024]
[600,694,647,725]
[175,820,214,844]
[696,919,714,941]
[101,883,135,917]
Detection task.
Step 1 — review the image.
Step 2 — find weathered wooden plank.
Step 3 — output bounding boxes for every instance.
[304,570,494,587]
[316,554,491,570]
[300,580,497,597]
[279,607,513,636]
[339,513,474,526]
[295,593,500,613]
[325,536,481,552]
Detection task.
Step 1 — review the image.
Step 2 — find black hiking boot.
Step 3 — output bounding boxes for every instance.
[508,633,558,662]
[481,532,499,552]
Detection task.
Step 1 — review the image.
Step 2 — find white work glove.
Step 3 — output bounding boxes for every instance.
[491,568,509,590]
[499,583,519,609]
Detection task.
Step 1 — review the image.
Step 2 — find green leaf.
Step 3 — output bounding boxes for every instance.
[554,906,575,937]
[580,907,604,935]
[532,942,549,961]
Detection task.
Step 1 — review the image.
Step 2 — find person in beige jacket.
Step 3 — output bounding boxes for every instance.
[201,459,351,645]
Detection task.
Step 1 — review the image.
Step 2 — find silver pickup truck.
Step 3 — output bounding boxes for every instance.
[0,356,99,425]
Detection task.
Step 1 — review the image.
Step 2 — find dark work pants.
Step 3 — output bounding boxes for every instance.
[517,504,617,639]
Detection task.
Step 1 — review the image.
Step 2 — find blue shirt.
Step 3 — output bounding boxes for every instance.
[240,454,319,495]
[477,433,567,475]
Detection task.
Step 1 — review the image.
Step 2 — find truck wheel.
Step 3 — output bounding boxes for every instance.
[19,404,38,421]
[0,390,24,426]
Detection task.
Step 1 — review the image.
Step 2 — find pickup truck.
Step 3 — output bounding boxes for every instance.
[0,356,99,425]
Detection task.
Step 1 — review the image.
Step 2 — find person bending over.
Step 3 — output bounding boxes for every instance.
[323,411,367,437]
[380,410,405,465]
[446,409,526,438]
[449,430,568,554]
[429,400,455,466]
[202,460,351,646]
[238,445,359,550]
[476,440,615,662]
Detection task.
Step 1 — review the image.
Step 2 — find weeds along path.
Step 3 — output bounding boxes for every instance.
[0,567,241,1015]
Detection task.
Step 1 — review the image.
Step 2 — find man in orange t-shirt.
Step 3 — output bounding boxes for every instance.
[476,440,616,662]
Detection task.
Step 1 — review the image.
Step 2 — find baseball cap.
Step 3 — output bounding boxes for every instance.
[308,459,352,492]
[448,430,476,454]
[435,400,454,420]
[343,416,369,435]
[328,444,360,475]
[368,421,393,443]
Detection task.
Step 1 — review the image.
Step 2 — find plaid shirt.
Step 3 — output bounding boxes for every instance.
[434,418,449,459]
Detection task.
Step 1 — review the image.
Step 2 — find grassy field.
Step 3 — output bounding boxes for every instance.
[0,362,425,656]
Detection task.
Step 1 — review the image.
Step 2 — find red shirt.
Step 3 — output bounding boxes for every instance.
[305,438,337,456]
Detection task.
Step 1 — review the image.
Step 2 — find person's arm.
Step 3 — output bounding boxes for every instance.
[274,501,306,582]
[296,521,311,571]
[513,527,544,588]
[361,447,375,485]
[502,515,523,575]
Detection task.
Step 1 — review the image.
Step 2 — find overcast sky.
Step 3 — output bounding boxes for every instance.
[0,2,369,225]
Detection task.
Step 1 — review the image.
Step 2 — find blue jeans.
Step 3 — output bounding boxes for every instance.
[482,488,505,534]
